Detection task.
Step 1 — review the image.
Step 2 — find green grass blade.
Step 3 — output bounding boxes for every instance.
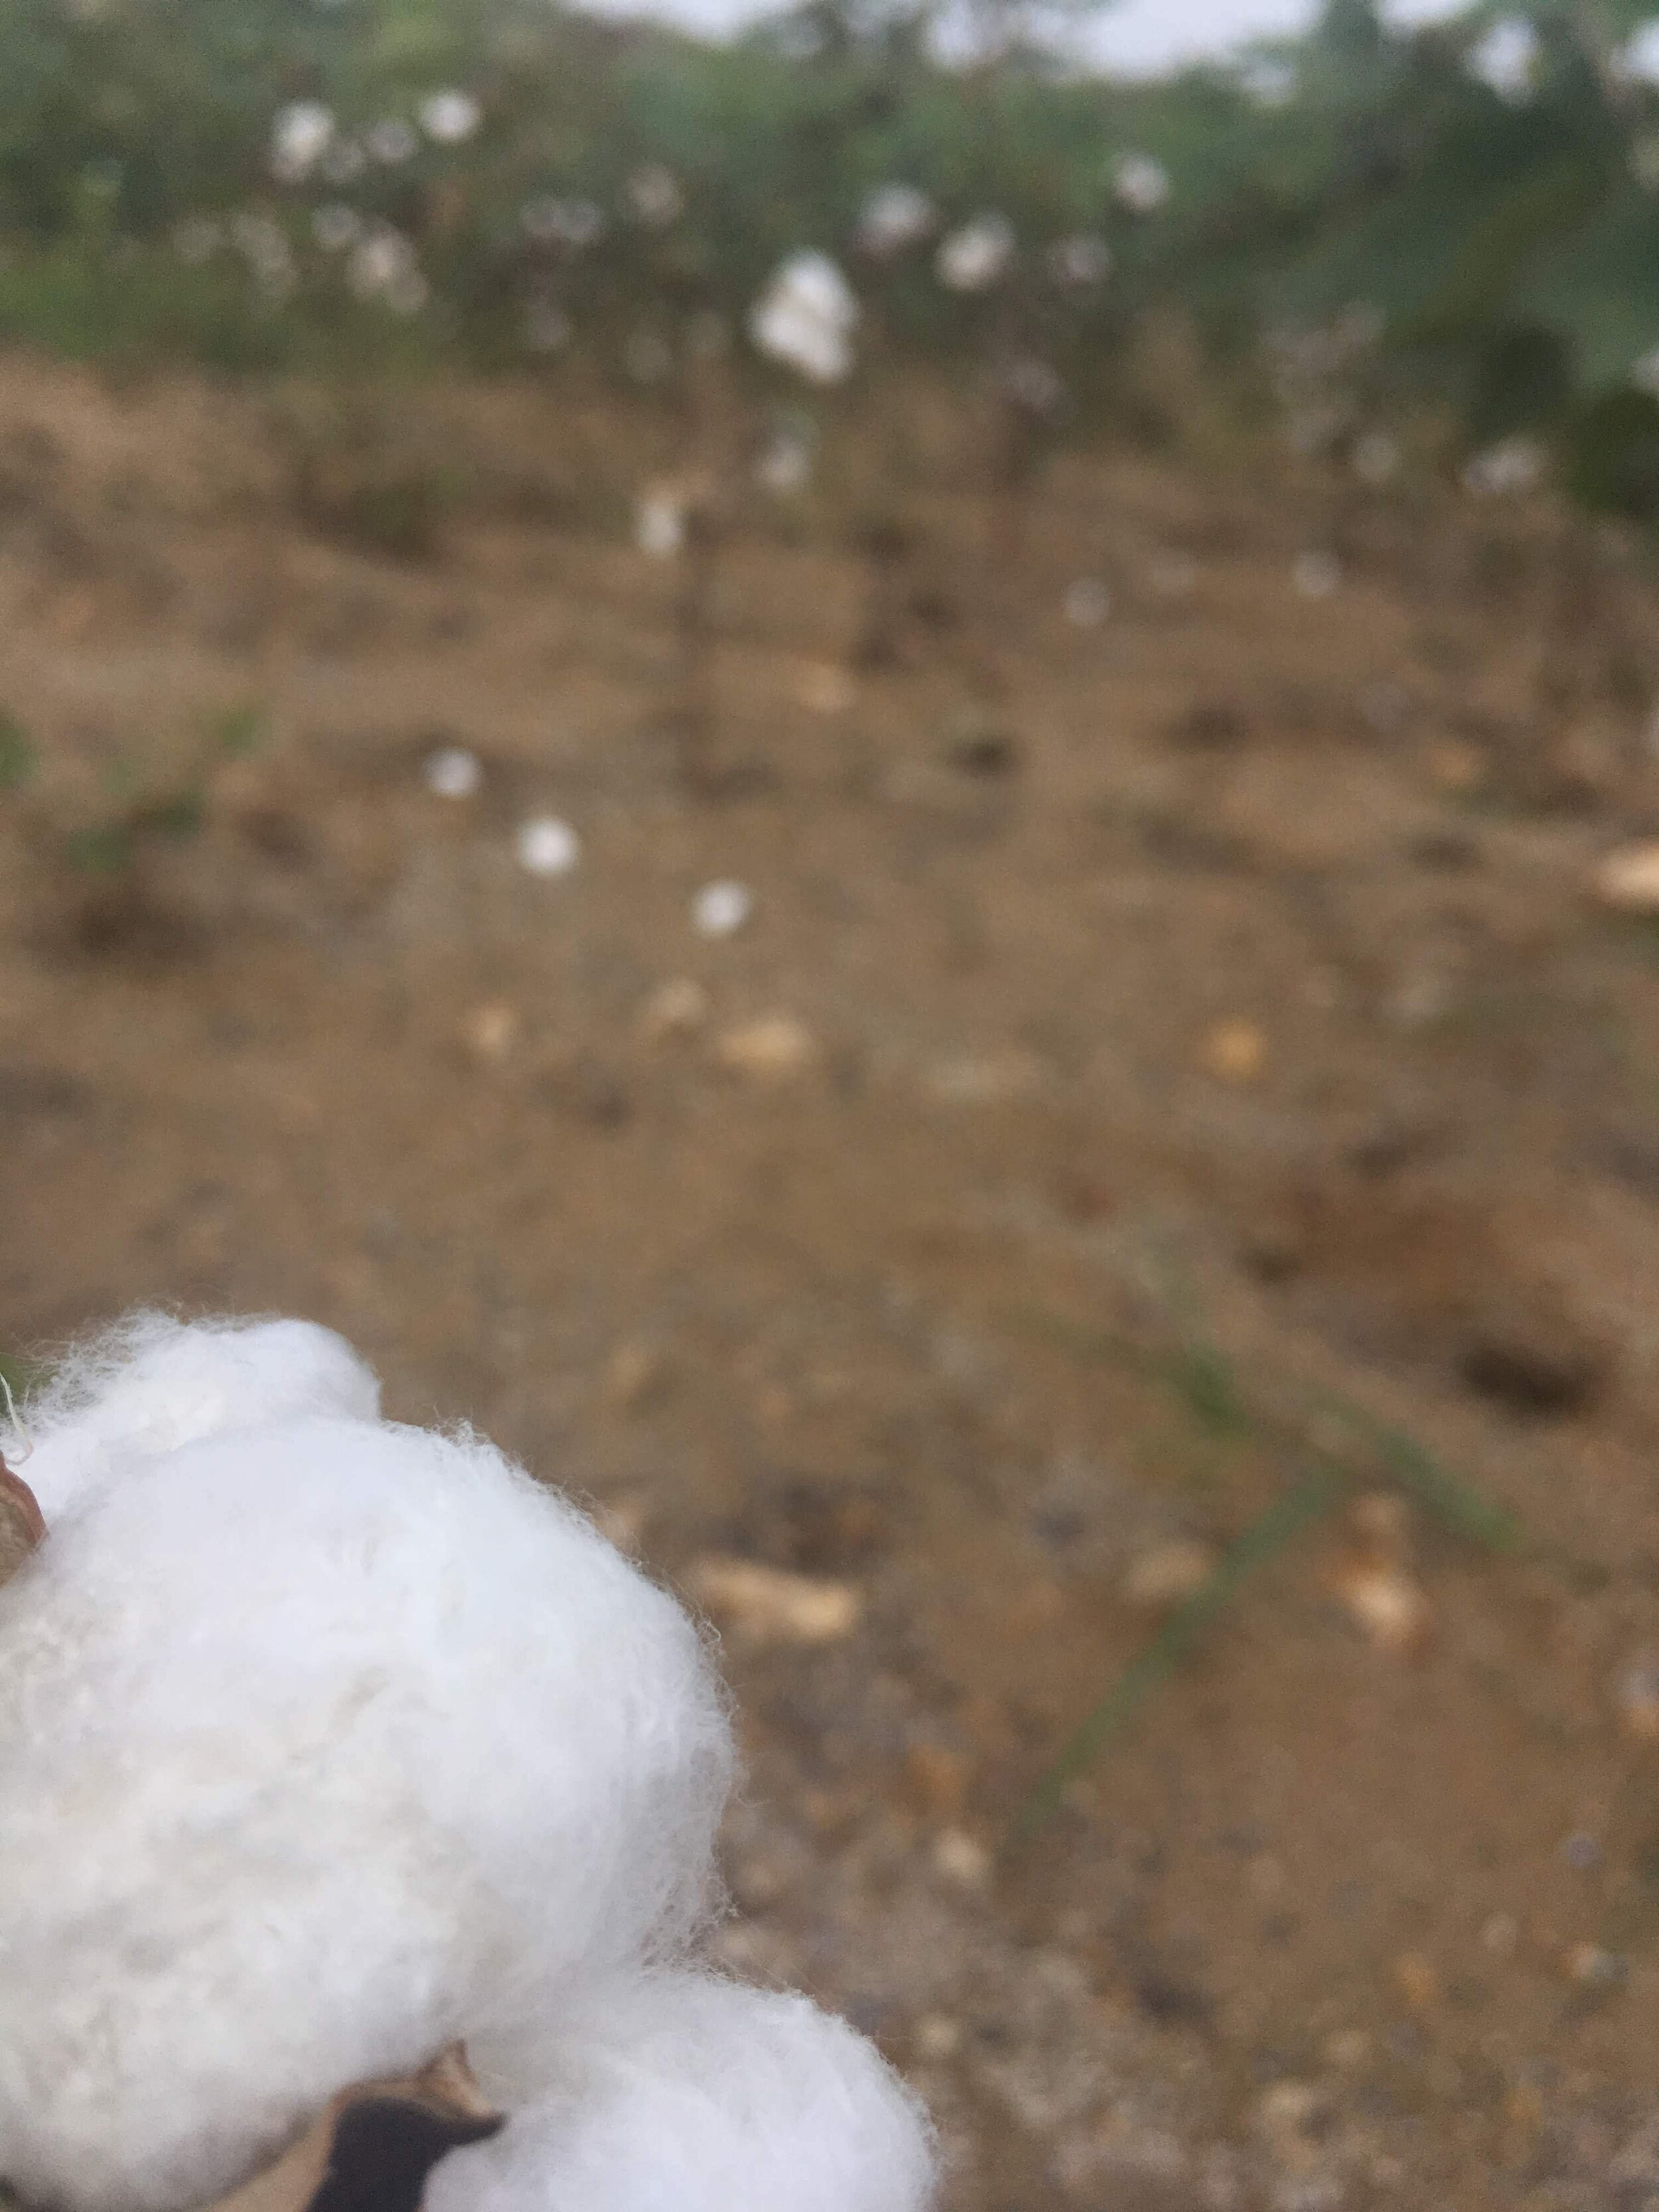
[1008,1461,1348,1848]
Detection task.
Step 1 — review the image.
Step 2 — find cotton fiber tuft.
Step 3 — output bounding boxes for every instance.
[0,1317,733,2212]
[436,1974,937,2212]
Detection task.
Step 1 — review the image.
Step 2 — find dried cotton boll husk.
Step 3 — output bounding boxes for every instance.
[0,1457,45,1584]
[436,1973,936,2212]
[0,1315,734,2212]
[208,2046,503,2212]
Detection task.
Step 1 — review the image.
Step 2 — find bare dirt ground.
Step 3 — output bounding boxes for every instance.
[5,346,1659,2212]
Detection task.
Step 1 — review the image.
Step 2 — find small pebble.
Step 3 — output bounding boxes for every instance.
[687,1556,861,1645]
[796,662,856,714]
[424,745,481,799]
[1563,1832,1601,1872]
[1332,1559,1432,1656]
[1292,550,1341,600]
[906,1741,974,1818]
[692,879,753,937]
[1593,841,1659,916]
[913,2013,962,2061]
[1392,1952,1439,2010]
[1063,577,1111,627]
[1615,1654,1659,1739]
[924,1049,1045,1106]
[1149,552,1199,597]
[462,1001,519,1064]
[1566,1943,1624,1989]
[1424,738,1487,793]
[1480,1912,1519,1958]
[604,1339,671,1411]
[514,816,580,877]
[715,1015,818,1082]
[1323,2029,1370,2070]
[1200,1019,1267,1084]
[591,1494,648,1552]
[1122,1538,1217,1609]
[639,977,710,1041]
[636,488,685,559]
[1254,2079,1321,2146]
[932,1827,992,1889]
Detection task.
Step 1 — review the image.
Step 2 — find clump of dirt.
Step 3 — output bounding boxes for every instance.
[3,346,1659,2211]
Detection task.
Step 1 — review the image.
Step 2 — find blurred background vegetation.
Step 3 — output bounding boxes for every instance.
[1,0,1656,520]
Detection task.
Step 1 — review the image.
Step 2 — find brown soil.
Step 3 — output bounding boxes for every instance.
[5,348,1659,2212]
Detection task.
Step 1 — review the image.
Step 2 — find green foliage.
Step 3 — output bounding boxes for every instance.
[0,714,36,792]
[0,0,1654,512]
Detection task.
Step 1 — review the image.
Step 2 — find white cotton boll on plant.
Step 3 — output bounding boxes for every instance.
[270,102,334,185]
[440,1974,937,2212]
[934,213,1013,293]
[857,183,935,258]
[749,252,859,386]
[420,90,482,145]
[0,1318,734,2212]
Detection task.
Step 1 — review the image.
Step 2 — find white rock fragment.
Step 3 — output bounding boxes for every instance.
[1292,549,1341,599]
[636,487,686,559]
[1122,1539,1216,1609]
[1593,841,1659,915]
[515,816,580,878]
[688,1556,862,1645]
[691,880,753,938]
[932,1828,992,1889]
[715,1015,819,1082]
[640,978,711,1041]
[1063,578,1111,628]
[425,745,482,799]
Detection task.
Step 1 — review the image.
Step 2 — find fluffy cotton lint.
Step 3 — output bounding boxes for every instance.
[433,1974,938,2212]
[0,1318,733,2212]
[14,1311,382,1522]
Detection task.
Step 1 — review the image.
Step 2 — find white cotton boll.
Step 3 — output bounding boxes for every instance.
[15,1311,380,1522]
[934,213,1013,293]
[1468,17,1539,100]
[1461,435,1545,497]
[313,202,364,253]
[522,196,607,250]
[1113,153,1170,214]
[1045,232,1111,288]
[271,102,334,185]
[420,90,482,145]
[626,164,684,227]
[856,183,936,258]
[1621,22,1659,86]
[0,1325,733,2212]
[749,252,859,386]
[437,1974,937,2212]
